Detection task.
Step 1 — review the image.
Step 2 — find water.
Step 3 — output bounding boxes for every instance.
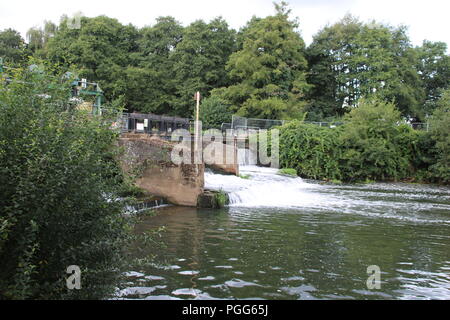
[119,166,450,300]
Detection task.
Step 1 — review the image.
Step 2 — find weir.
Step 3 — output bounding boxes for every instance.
[205,165,322,207]
[118,132,242,207]
[118,121,279,207]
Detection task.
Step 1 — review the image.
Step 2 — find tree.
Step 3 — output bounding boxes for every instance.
[415,40,450,115]
[171,17,236,117]
[128,16,184,114]
[26,21,58,56]
[306,15,424,120]
[0,28,27,65]
[217,2,309,120]
[0,66,129,299]
[46,16,140,105]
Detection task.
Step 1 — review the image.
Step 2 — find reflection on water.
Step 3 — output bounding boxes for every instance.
[119,168,450,300]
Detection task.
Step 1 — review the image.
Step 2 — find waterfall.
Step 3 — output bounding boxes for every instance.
[204,165,324,208]
[237,148,258,166]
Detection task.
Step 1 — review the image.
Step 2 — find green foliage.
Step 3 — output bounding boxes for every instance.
[46,16,140,106]
[278,168,297,176]
[26,21,58,57]
[199,95,232,129]
[130,16,183,114]
[278,98,437,183]
[239,174,251,180]
[279,121,342,180]
[218,2,310,120]
[339,98,416,181]
[0,67,130,299]
[415,41,450,115]
[214,190,229,208]
[306,15,425,120]
[426,89,450,183]
[171,18,236,117]
[0,29,27,65]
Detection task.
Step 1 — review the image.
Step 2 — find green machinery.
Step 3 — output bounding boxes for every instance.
[70,77,104,115]
[1,58,104,115]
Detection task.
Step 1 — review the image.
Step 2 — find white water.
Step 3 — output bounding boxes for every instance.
[205,165,326,208]
[204,166,450,224]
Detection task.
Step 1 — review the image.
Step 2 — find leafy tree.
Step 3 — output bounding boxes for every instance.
[26,21,58,57]
[128,16,184,114]
[306,15,424,120]
[171,17,236,117]
[415,40,450,115]
[217,1,309,120]
[46,16,140,105]
[279,121,342,180]
[0,29,27,65]
[0,66,129,299]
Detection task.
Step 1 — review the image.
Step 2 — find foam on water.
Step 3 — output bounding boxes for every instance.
[205,165,450,224]
[205,165,327,208]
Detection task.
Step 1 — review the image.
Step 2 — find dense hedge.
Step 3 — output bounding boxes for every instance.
[279,121,342,181]
[279,98,449,184]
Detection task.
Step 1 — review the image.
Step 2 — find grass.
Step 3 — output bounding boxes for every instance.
[278,168,297,177]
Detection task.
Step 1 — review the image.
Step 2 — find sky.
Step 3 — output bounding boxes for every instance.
[1,0,449,49]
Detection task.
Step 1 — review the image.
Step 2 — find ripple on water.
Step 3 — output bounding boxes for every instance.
[178,270,200,276]
[224,279,262,288]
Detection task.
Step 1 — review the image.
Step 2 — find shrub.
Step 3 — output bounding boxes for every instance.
[279,120,342,180]
[277,98,431,183]
[199,96,232,129]
[430,89,450,181]
[338,98,417,182]
[0,67,129,299]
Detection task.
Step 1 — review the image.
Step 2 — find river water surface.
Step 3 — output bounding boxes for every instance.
[119,166,450,300]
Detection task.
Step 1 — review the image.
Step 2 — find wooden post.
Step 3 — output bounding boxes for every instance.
[194,91,201,164]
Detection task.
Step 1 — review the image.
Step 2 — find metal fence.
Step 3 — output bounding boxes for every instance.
[226,115,429,133]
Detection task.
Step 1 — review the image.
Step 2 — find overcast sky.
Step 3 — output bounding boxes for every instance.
[1,0,449,49]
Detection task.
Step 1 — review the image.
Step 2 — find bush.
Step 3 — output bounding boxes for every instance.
[199,96,232,129]
[338,98,417,182]
[0,67,129,299]
[279,121,342,180]
[278,98,431,183]
[426,89,450,184]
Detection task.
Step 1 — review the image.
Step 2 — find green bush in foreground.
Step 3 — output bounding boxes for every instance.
[0,67,129,299]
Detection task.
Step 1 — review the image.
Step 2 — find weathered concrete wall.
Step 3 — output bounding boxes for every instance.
[118,133,204,207]
[203,140,239,176]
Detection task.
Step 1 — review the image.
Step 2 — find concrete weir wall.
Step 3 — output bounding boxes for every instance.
[203,141,239,176]
[118,133,204,207]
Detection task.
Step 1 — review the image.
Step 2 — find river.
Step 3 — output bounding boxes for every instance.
[118,166,450,300]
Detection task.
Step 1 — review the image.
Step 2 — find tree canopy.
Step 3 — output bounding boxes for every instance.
[215,2,309,120]
[1,1,448,122]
